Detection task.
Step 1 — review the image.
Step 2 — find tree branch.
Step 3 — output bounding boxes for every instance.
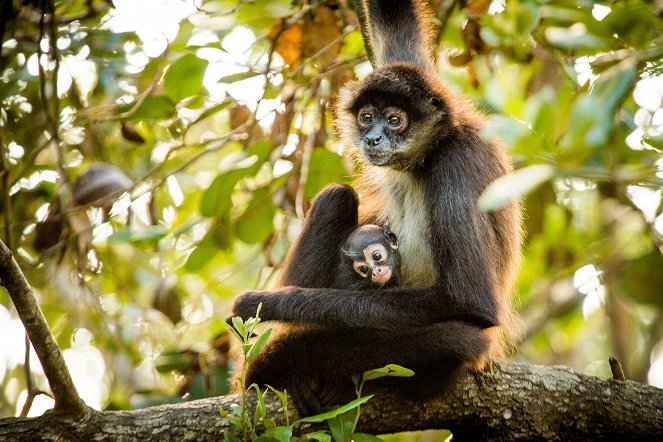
[0,239,85,417]
[0,362,661,441]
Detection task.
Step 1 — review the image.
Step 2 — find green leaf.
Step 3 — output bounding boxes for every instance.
[246,140,272,173]
[154,350,198,373]
[234,187,276,244]
[109,226,168,248]
[231,317,246,338]
[224,430,242,442]
[327,409,356,442]
[566,59,638,148]
[255,427,293,442]
[544,26,606,50]
[119,95,176,120]
[296,396,373,424]
[184,238,219,271]
[190,100,232,126]
[351,434,384,442]
[219,71,258,84]
[478,165,555,212]
[164,53,209,102]
[644,134,663,149]
[362,364,415,381]
[304,148,351,199]
[252,384,267,422]
[263,418,276,431]
[246,328,273,363]
[266,385,289,408]
[300,431,332,442]
[200,168,251,218]
[619,252,663,308]
[584,60,637,146]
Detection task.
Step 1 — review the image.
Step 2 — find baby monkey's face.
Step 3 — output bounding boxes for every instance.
[343,224,400,287]
[352,242,393,285]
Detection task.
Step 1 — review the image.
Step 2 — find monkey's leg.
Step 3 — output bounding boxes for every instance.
[247,322,489,415]
[278,184,359,288]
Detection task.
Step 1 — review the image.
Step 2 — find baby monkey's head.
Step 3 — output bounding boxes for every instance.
[342,224,401,288]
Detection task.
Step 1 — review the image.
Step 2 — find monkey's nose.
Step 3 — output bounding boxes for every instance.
[366,135,382,146]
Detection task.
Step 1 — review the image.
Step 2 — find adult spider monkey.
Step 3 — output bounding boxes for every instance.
[231,0,522,415]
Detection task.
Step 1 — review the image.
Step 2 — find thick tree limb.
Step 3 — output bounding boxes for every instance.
[0,362,661,441]
[0,239,85,416]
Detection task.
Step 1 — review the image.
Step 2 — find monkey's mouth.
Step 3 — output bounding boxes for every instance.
[361,145,396,166]
[371,268,392,285]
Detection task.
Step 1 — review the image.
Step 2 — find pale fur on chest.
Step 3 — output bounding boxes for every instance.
[358,167,436,287]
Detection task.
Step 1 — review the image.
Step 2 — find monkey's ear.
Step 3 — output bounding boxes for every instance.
[383,224,399,249]
[341,247,352,259]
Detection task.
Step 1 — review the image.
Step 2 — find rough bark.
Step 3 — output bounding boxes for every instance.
[1,361,661,441]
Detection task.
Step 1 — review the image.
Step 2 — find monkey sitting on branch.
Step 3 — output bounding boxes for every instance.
[230,0,522,415]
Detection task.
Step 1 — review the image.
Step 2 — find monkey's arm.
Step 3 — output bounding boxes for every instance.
[278,184,358,288]
[422,130,517,330]
[231,285,496,329]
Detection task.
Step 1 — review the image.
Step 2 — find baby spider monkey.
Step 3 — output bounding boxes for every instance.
[333,224,401,290]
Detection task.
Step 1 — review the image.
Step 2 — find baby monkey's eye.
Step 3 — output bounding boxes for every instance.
[387,115,401,126]
[360,265,369,275]
[372,251,383,261]
[360,112,373,124]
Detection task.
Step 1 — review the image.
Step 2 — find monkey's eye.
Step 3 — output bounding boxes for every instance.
[372,251,383,261]
[359,265,369,275]
[387,115,401,126]
[360,112,373,124]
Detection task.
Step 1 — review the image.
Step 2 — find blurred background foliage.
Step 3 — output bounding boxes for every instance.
[0,0,662,436]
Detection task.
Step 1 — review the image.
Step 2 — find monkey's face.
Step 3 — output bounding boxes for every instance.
[354,104,409,167]
[335,65,451,171]
[353,242,394,285]
[343,224,401,288]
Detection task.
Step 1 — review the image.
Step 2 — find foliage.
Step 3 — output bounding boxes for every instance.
[0,1,662,441]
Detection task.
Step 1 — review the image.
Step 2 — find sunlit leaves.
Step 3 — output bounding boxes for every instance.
[234,187,276,244]
[304,148,351,199]
[201,167,253,219]
[619,252,663,308]
[119,95,177,120]
[479,164,555,211]
[164,53,209,102]
[566,59,638,148]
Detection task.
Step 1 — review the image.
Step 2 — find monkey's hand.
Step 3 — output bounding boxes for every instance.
[230,290,274,322]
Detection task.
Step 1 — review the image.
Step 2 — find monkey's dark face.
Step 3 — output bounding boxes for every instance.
[336,64,451,171]
[342,224,401,288]
[355,104,409,167]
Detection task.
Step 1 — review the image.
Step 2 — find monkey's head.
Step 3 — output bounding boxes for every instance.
[341,224,401,289]
[336,64,453,171]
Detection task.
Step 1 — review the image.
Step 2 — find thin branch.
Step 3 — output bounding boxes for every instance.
[19,333,51,417]
[0,133,12,250]
[18,2,110,25]
[0,238,85,416]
